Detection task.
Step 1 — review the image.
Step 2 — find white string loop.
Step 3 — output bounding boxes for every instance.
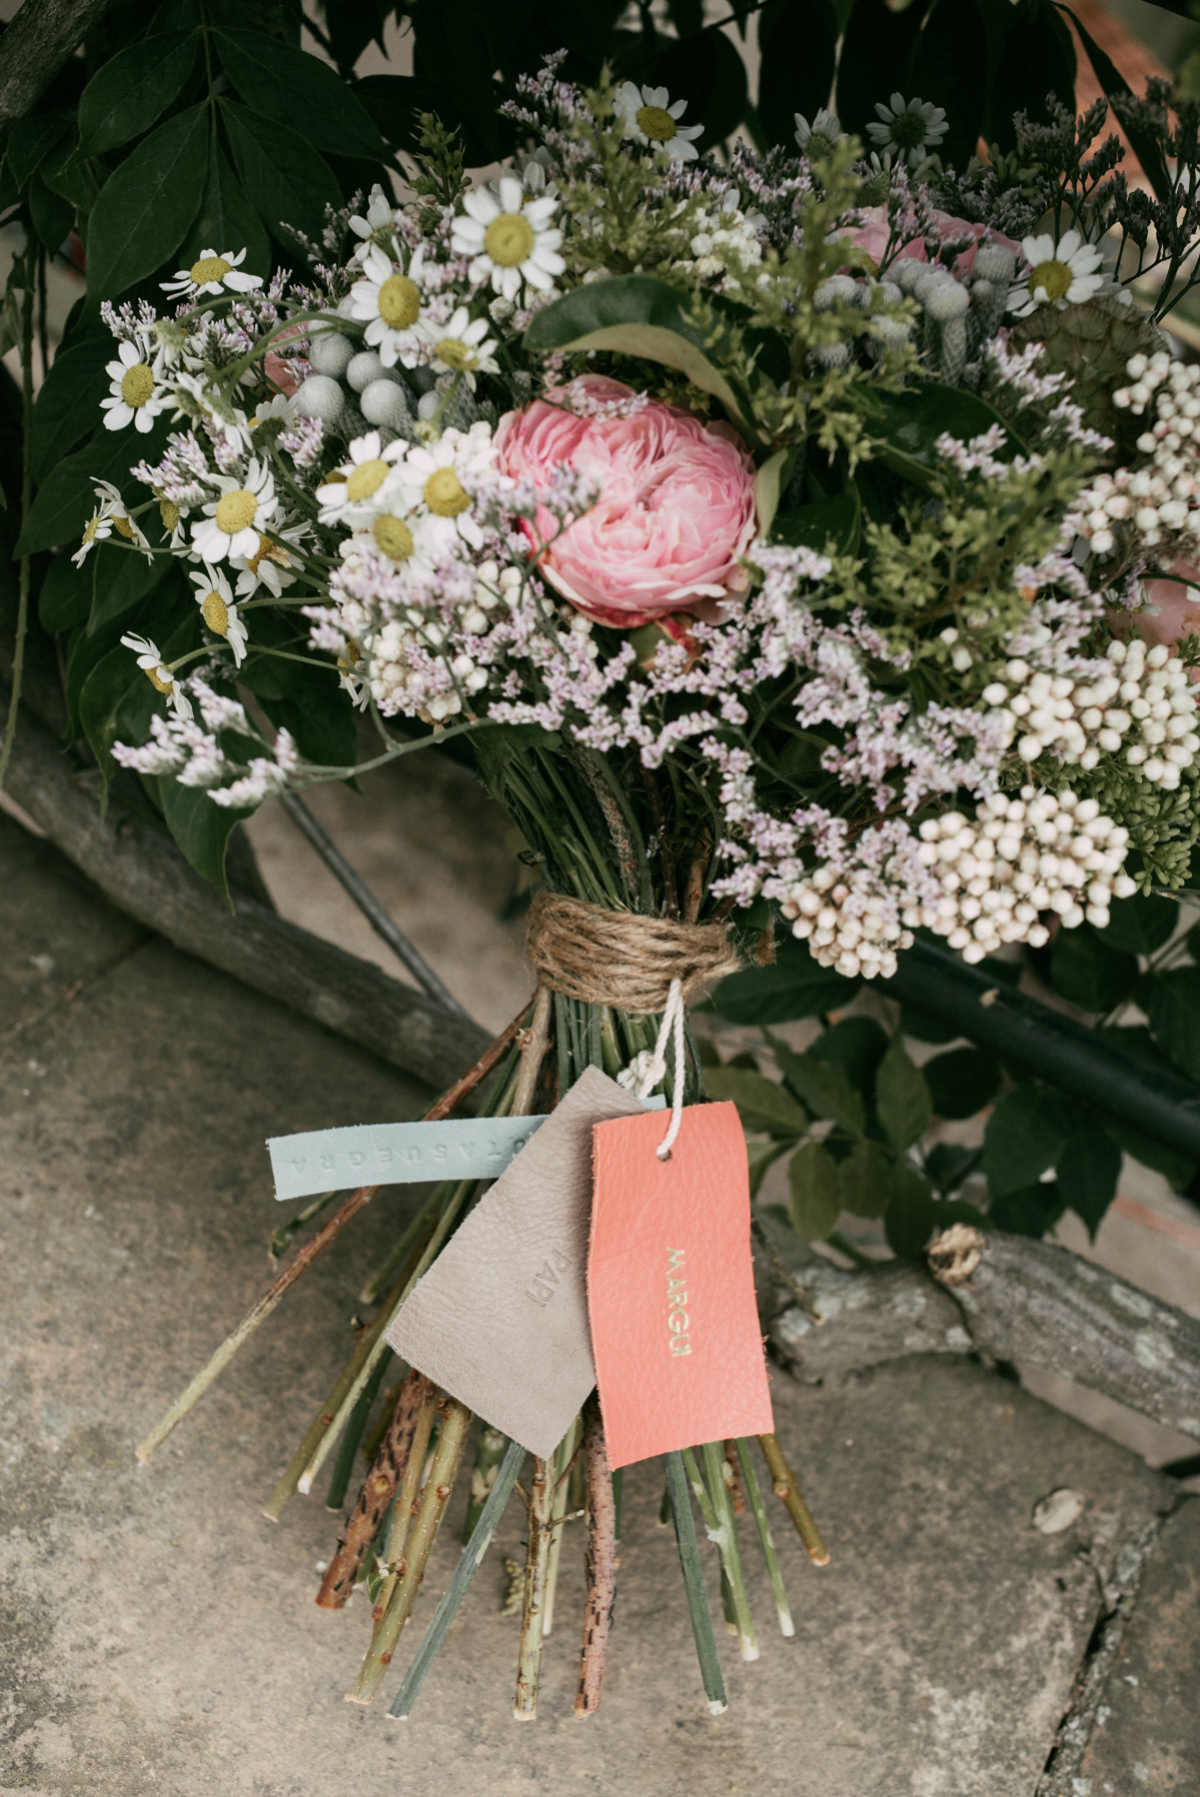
[616,977,686,1161]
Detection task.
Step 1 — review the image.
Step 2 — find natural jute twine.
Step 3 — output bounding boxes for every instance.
[525,890,741,1015]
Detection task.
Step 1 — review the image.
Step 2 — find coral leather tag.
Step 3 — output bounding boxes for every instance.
[588,1102,774,1470]
[386,1066,655,1461]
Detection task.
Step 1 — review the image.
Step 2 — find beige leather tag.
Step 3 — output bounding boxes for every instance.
[386,1065,651,1460]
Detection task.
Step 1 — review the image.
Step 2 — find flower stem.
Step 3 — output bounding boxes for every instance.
[573,1397,616,1717]
[461,1424,509,1544]
[269,1189,339,1261]
[513,1453,555,1720]
[757,1433,830,1566]
[735,1437,794,1638]
[0,259,34,793]
[542,1413,582,1638]
[664,1450,727,1716]
[323,1348,394,1515]
[388,1436,526,1721]
[700,1439,758,1662]
[345,1394,472,1705]
[366,1379,440,1620]
[317,1368,436,1608]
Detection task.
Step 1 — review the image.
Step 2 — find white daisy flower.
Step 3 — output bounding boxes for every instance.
[231,521,306,599]
[394,423,498,554]
[346,508,439,577]
[101,340,167,434]
[120,632,193,720]
[450,176,565,301]
[161,247,263,300]
[154,490,189,549]
[190,566,248,666]
[1007,229,1105,316]
[191,459,278,563]
[349,184,398,263]
[613,83,704,164]
[794,108,841,155]
[866,94,948,169]
[315,431,408,527]
[72,480,153,567]
[426,307,500,388]
[348,244,428,368]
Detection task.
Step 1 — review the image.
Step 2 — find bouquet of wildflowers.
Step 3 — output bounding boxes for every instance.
[110,65,1200,1717]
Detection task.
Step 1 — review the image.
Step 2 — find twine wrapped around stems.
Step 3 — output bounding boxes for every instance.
[525,891,740,1015]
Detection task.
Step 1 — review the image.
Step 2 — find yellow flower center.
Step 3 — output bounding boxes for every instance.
[373,514,415,561]
[337,637,362,675]
[201,590,229,635]
[424,468,469,516]
[434,337,478,372]
[190,255,232,286]
[215,488,257,534]
[145,666,174,694]
[636,104,677,143]
[377,274,420,330]
[159,498,180,532]
[1028,258,1073,303]
[81,516,100,545]
[246,533,286,573]
[484,213,535,269]
[345,458,390,502]
[121,364,155,407]
[113,514,135,540]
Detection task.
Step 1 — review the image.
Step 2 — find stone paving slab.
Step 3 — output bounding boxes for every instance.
[0,817,1190,1797]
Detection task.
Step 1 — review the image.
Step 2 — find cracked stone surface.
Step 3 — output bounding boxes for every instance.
[0,814,1194,1795]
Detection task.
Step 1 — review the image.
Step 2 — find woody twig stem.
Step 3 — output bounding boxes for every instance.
[345,1394,472,1706]
[573,1398,617,1718]
[513,1454,555,1720]
[461,1425,509,1544]
[317,1369,437,1609]
[757,1433,830,1566]
[697,1442,759,1662]
[541,1417,582,1639]
[735,1437,794,1638]
[366,1381,440,1626]
[510,985,554,1119]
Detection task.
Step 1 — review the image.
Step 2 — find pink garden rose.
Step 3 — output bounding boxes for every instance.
[495,374,758,627]
[841,207,1019,274]
[1138,561,1200,684]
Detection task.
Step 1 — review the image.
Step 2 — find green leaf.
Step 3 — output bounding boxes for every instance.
[871,383,1018,488]
[38,552,92,633]
[213,30,387,160]
[77,31,198,159]
[987,0,1075,153]
[646,25,749,153]
[747,1138,793,1198]
[787,1141,843,1240]
[523,275,766,438]
[1142,967,1200,1082]
[88,543,173,634]
[753,449,789,538]
[809,1016,889,1096]
[839,1137,892,1218]
[772,490,859,556]
[708,933,860,1025]
[79,645,155,788]
[923,1046,1002,1120]
[772,1041,866,1134]
[836,0,932,140]
[220,101,342,248]
[1095,893,1179,957]
[27,171,73,255]
[85,104,209,301]
[703,1064,810,1136]
[16,418,170,556]
[1049,924,1138,1013]
[875,1036,932,1150]
[180,136,271,282]
[1055,4,1172,209]
[1103,1113,1195,1194]
[1056,1123,1121,1241]
[158,777,249,904]
[988,1177,1066,1238]
[924,1142,981,1194]
[7,113,72,189]
[908,0,988,172]
[982,1086,1068,1196]
[885,1167,983,1258]
[29,334,115,484]
[758,0,839,149]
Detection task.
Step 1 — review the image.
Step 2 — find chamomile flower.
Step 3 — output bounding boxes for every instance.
[161,247,263,300]
[794,108,841,156]
[315,431,408,527]
[426,308,500,388]
[231,521,306,599]
[101,339,167,434]
[613,83,704,164]
[72,480,153,567]
[191,459,278,562]
[394,423,498,553]
[154,489,189,549]
[451,177,564,301]
[348,244,429,368]
[190,566,249,666]
[349,184,398,262]
[1007,229,1105,316]
[120,632,193,720]
[866,94,948,169]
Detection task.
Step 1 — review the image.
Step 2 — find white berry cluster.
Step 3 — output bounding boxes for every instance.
[779,867,916,982]
[679,190,765,285]
[981,637,1199,790]
[906,787,1136,961]
[1076,352,1200,559]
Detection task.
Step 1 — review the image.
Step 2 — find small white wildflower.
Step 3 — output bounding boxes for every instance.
[865,94,948,169]
[613,82,704,164]
[161,247,263,300]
